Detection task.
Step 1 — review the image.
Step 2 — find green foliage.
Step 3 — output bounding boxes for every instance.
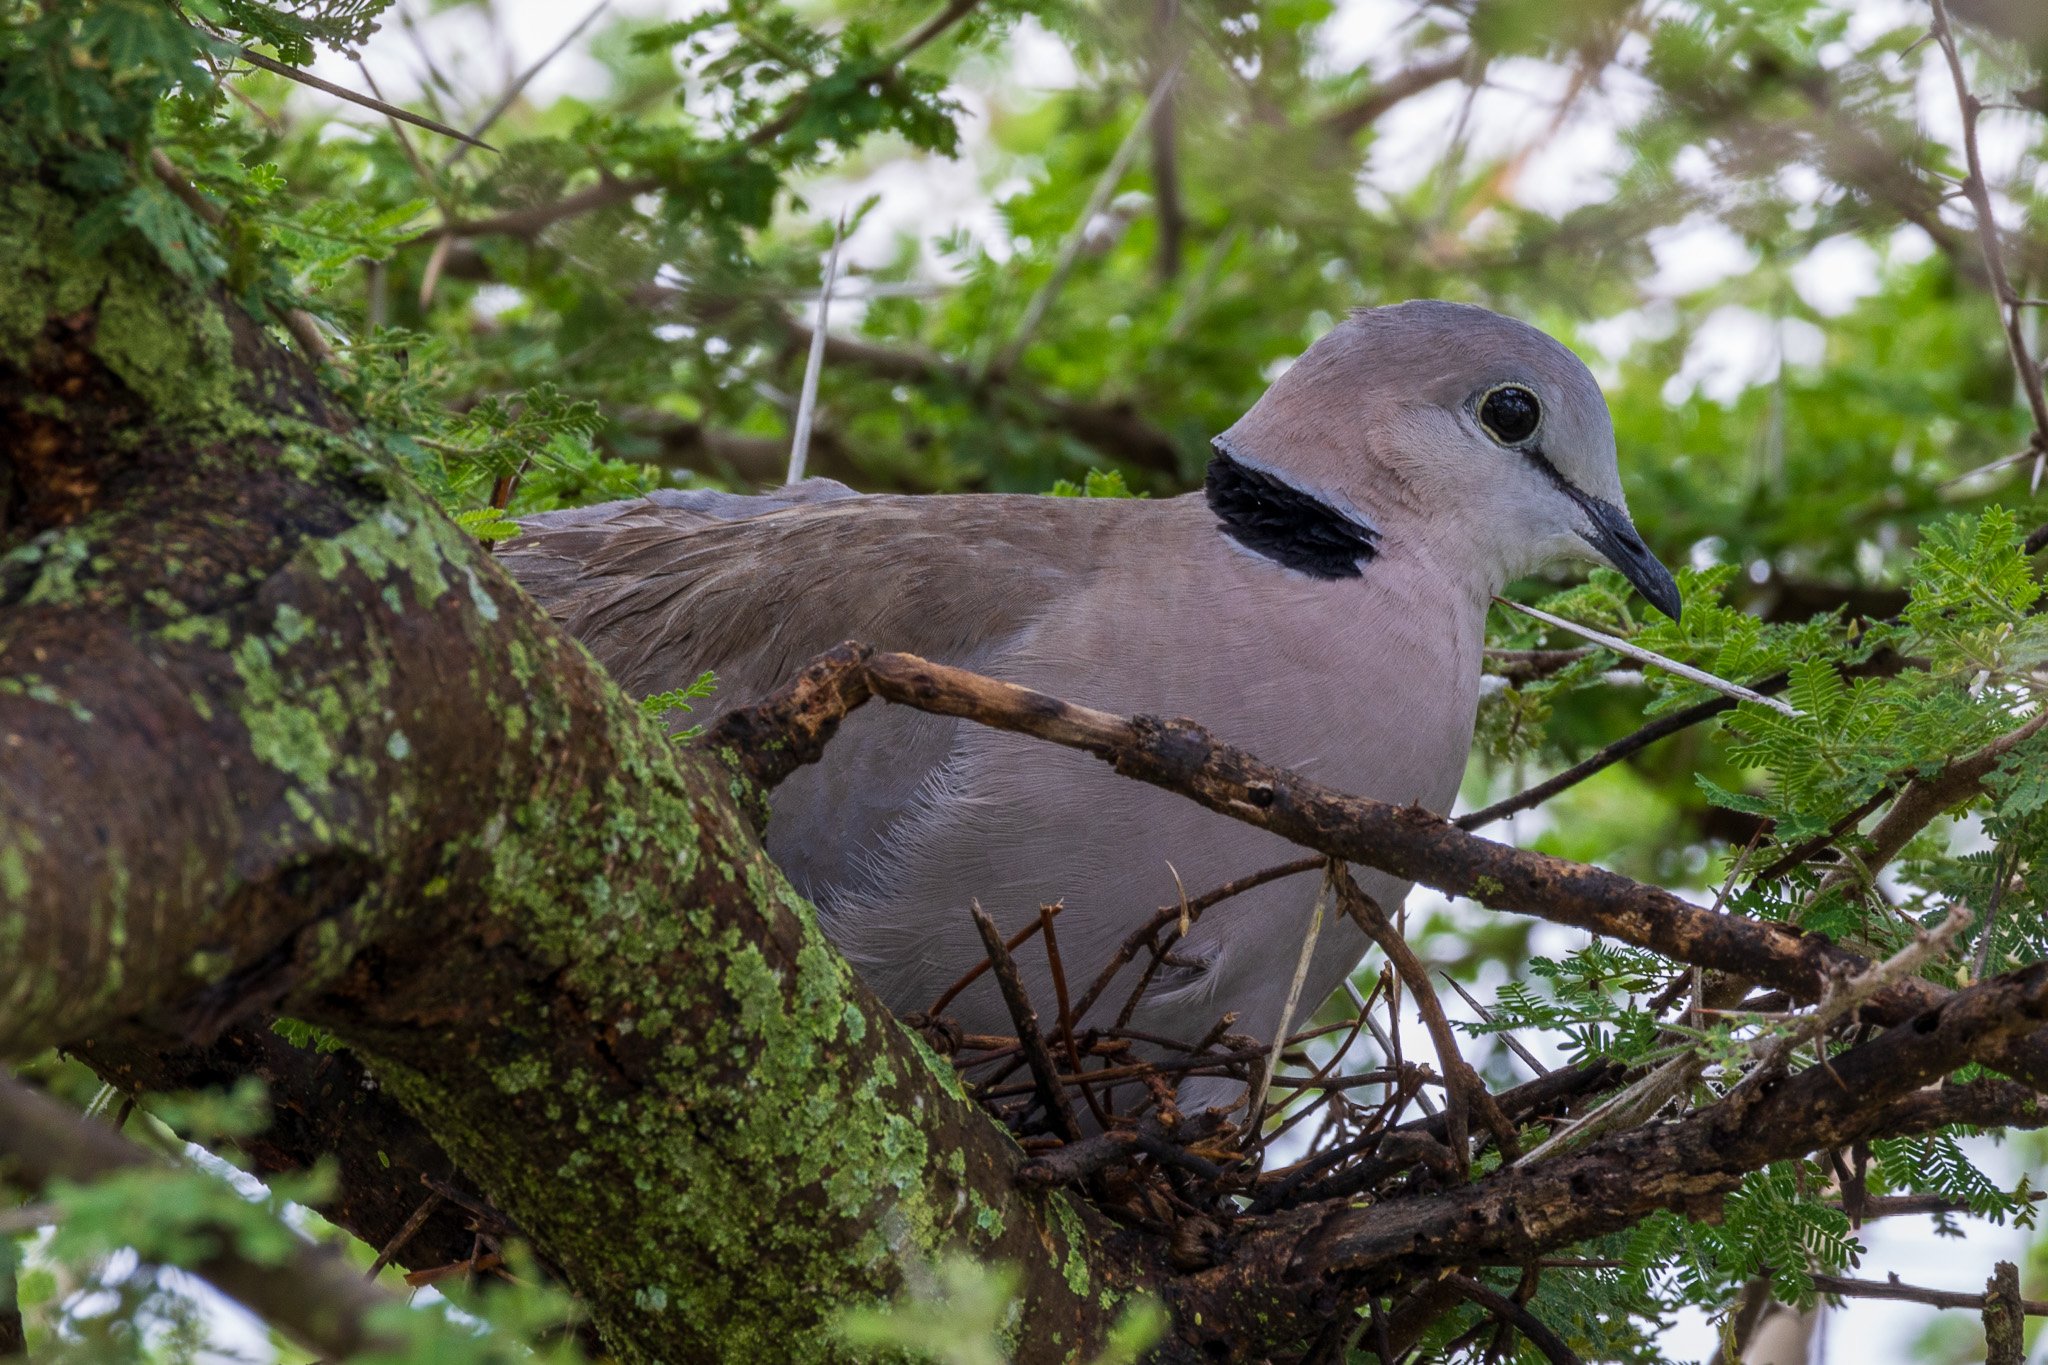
[1049,468,1143,498]
[834,1256,1165,1365]
[641,669,719,738]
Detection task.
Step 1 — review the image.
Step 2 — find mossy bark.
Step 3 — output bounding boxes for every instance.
[0,176,1140,1362]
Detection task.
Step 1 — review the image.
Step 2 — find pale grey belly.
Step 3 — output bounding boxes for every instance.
[775,712,1457,1055]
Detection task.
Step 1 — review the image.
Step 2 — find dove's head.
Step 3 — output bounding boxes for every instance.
[1207,299,1680,620]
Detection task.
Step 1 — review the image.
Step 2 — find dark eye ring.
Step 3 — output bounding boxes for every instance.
[1478,384,1542,445]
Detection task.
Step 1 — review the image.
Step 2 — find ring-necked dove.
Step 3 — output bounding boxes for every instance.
[504,301,1679,1113]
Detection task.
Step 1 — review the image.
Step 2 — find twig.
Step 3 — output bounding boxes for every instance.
[1730,904,1974,1108]
[925,901,1063,1017]
[1067,856,1321,1025]
[147,151,335,365]
[1320,49,1473,139]
[1928,0,2048,450]
[439,0,611,170]
[975,1049,1270,1098]
[1971,843,2019,983]
[1493,599,1799,716]
[969,902,1080,1141]
[1444,1275,1583,1365]
[1359,987,1435,1116]
[420,0,981,243]
[985,57,1183,381]
[787,211,847,484]
[365,1190,445,1278]
[1816,707,2048,900]
[402,1252,505,1288]
[1147,0,1184,285]
[1438,972,1550,1076]
[1245,867,1330,1138]
[1334,870,1519,1163]
[1457,691,1750,830]
[1811,1270,2048,1317]
[1014,1109,1228,1187]
[235,47,494,150]
[1039,903,1107,1129]
[1483,647,1597,684]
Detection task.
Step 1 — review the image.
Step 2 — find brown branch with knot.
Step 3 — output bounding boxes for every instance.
[702,643,2048,1092]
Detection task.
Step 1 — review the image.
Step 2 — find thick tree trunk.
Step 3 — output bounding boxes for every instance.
[0,176,1133,1361]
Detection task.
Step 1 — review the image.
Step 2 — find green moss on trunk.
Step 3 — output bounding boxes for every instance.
[0,176,1139,1361]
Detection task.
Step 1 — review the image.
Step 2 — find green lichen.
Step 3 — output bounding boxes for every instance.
[0,182,239,430]
[1052,1198,1093,1298]
[0,845,28,902]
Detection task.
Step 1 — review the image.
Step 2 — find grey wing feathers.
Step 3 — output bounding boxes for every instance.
[502,487,1101,713]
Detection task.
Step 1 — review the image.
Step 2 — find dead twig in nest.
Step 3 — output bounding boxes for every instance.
[1332,868,1520,1166]
[970,902,1081,1141]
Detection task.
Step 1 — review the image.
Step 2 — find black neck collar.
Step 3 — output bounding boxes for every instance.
[1203,444,1379,580]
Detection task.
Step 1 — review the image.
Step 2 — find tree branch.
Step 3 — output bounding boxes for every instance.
[711,647,2048,1083]
[1811,1269,2048,1318]
[1319,50,1474,140]
[0,1075,399,1360]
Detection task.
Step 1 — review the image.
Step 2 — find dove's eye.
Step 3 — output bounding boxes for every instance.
[1478,384,1542,445]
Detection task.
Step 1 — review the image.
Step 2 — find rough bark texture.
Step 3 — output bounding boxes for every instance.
[0,176,1127,1363]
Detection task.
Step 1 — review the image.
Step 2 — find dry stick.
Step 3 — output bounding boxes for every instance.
[977,1050,1269,1099]
[1929,0,2048,449]
[1319,47,1474,139]
[1438,971,1551,1076]
[1971,844,2019,983]
[1067,856,1322,1024]
[1749,786,1889,882]
[353,61,464,314]
[968,902,1080,1142]
[235,47,493,149]
[1493,599,1799,716]
[365,1189,445,1279]
[1335,869,1519,1164]
[1457,690,1747,830]
[1039,903,1109,1129]
[1815,707,2048,902]
[1244,869,1330,1141]
[438,0,611,171]
[0,1075,398,1359]
[1360,987,1437,1116]
[925,902,1062,1016]
[1444,1275,1583,1365]
[1484,646,1597,684]
[786,210,848,484]
[1811,1271,2048,1317]
[1259,977,1388,1150]
[984,56,1183,381]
